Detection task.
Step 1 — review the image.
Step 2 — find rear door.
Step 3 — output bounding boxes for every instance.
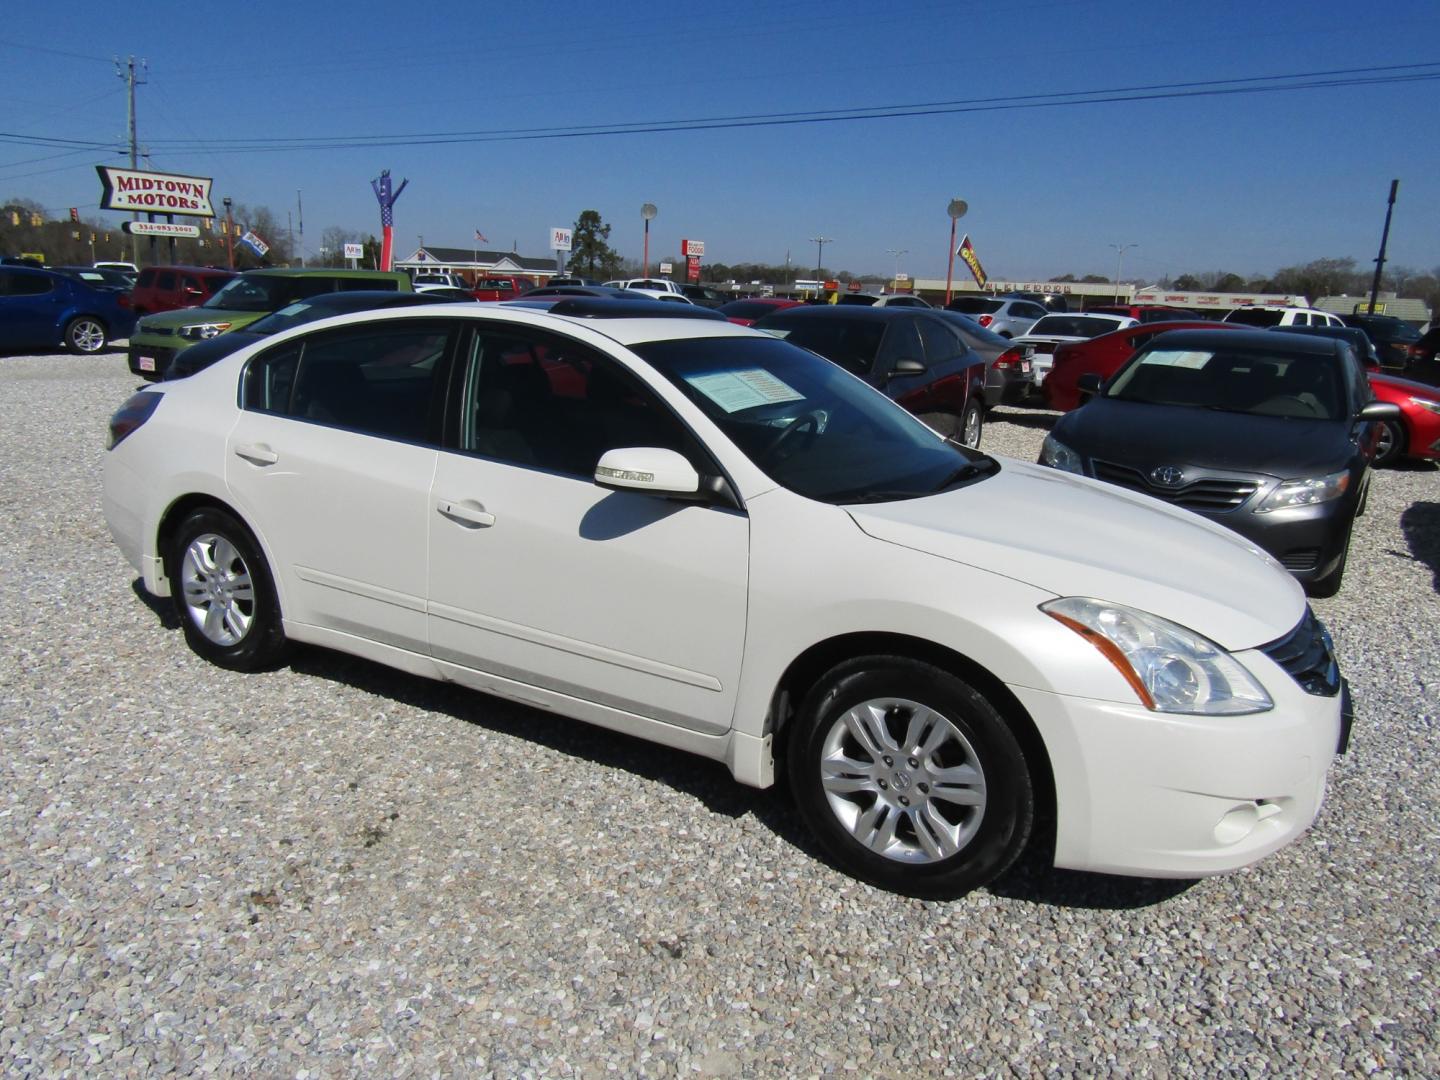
[225,317,457,652]
[0,270,61,345]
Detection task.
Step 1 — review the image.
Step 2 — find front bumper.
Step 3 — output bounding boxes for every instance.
[1011,645,1344,879]
[127,342,179,381]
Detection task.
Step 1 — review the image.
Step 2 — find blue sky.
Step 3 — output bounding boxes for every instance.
[2,0,1437,282]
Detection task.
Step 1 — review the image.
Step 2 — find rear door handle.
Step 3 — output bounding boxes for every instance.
[234,443,279,466]
[436,499,496,528]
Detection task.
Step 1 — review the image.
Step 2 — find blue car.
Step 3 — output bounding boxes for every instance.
[0,265,137,354]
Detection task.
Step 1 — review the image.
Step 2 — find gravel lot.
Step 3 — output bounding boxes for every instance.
[2,350,1438,1077]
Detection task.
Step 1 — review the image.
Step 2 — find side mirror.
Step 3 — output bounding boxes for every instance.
[595,447,701,498]
[889,358,926,379]
[1076,373,1103,395]
[1358,401,1401,422]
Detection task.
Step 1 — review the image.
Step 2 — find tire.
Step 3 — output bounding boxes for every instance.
[959,399,983,448]
[1373,418,1406,467]
[64,316,108,355]
[787,656,1033,898]
[1306,519,1353,599]
[167,508,288,671]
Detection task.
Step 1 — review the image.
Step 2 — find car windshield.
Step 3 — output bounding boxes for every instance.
[1105,345,1346,420]
[245,300,347,336]
[1028,315,1118,338]
[202,275,293,312]
[633,335,993,503]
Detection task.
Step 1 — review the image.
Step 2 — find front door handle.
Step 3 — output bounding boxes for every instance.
[234,442,279,466]
[436,498,496,528]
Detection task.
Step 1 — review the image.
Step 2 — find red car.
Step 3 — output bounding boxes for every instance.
[130,265,236,316]
[1367,371,1440,465]
[470,275,534,302]
[716,297,803,326]
[1043,321,1242,411]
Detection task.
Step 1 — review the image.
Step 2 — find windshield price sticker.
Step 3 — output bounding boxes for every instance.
[1143,350,1211,370]
[687,369,806,413]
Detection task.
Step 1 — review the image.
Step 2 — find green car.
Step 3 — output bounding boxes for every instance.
[127,268,411,380]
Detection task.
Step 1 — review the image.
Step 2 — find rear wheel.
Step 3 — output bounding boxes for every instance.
[1373,418,1406,466]
[787,657,1033,898]
[959,399,983,448]
[168,508,288,671]
[64,316,108,354]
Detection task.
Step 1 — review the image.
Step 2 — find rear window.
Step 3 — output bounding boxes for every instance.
[1028,315,1120,338]
[756,314,885,376]
[1225,308,1284,327]
[946,297,1003,315]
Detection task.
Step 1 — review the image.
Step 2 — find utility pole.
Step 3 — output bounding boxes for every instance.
[809,236,833,281]
[886,247,908,284]
[1368,180,1399,315]
[115,55,147,264]
[296,190,305,267]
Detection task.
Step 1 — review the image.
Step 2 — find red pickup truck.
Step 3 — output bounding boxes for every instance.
[470,275,534,302]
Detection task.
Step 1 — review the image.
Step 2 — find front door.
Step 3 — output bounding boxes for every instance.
[426,325,749,733]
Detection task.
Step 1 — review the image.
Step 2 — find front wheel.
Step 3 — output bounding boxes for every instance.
[64,316,108,354]
[1373,418,1406,466]
[959,399,983,448]
[168,507,288,671]
[787,657,1033,898]
[1306,518,1353,599]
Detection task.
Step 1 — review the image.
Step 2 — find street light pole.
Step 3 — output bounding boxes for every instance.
[886,247,908,285]
[223,196,234,270]
[944,199,968,306]
[1110,243,1137,301]
[641,203,657,278]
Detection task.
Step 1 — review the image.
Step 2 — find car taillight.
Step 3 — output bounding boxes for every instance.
[117,293,133,310]
[107,391,162,449]
[994,346,1025,370]
[977,315,994,328]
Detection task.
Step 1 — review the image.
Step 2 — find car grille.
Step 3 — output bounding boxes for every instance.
[147,326,175,337]
[1260,607,1340,696]
[1091,461,1259,512]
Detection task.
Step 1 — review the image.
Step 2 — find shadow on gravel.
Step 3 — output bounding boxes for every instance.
[132,577,1199,908]
[986,838,1197,909]
[1400,501,1440,591]
[131,579,180,628]
[988,408,1057,431]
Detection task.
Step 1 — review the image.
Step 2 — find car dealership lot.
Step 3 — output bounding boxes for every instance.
[2,353,1438,1075]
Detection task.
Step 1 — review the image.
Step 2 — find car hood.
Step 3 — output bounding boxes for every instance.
[1055,399,1354,476]
[845,459,1303,650]
[1369,370,1440,399]
[135,306,266,333]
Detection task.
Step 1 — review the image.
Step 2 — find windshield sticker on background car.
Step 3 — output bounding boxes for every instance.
[1141,350,1212,369]
[686,369,806,413]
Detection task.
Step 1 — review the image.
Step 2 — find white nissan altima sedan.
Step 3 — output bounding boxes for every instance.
[102,297,1350,898]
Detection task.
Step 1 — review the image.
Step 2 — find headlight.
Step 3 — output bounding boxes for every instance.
[1255,469,1350,513]
[178,321,232,340]
[1042,597,1272,715]
[1408,396,1440,416]
[1039,432,1083,473]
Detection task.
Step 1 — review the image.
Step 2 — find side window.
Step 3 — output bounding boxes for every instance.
[1292,313,1310,326]
[8,273,53,296]
[876,320,925,372]
[337,277,399,293]
[916,317,962,365]
[458,328,706,477]
[156,271,177,290]
[137,269,157,288]
[244,321,452,443]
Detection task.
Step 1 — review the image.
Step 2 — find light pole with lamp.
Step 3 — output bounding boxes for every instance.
[886,247,908,289]
[1110,243,1137,302]
[223,196,234,270]
[641,203,657,278]
[944,198,967,305]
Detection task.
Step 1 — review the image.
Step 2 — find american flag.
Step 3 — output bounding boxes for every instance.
[475,228,488,243]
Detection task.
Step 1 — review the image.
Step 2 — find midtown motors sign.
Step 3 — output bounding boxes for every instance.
[96,167,215,217]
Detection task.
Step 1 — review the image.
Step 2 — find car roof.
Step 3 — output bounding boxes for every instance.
[241,267,408,279]
[1147,328,1343,355]
[754,303,935,324]
[138,265,234,274]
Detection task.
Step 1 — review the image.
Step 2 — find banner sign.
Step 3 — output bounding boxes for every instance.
[240,231,270,257]
[658,261,673,274]
[96,166,214,217]
[958,234,988,288]
[682,238,705,257]
[122,220,200,238]
[685,255,701,282]
[343,243,364,260]
[550,227,573,251]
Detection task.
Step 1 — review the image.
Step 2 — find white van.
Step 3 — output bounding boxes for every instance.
[1223,305,1345,328]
